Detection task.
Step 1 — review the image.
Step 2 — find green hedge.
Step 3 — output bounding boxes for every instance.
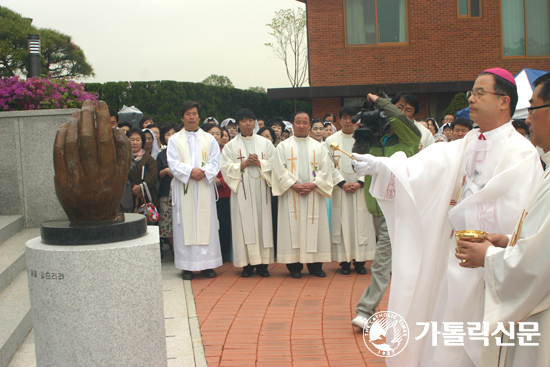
[84,80,311,124]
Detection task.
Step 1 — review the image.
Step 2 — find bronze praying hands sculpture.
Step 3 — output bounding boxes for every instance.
[53,100,132,223]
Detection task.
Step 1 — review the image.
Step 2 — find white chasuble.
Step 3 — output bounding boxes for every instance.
[325,131,376,262]
[368,124,542,367]
[220,134,275,267]
[480,151,550,367]
[272,136,333,264]
[167,129,222,271]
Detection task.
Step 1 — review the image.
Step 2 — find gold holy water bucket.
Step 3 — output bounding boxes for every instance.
[455,230,488,268]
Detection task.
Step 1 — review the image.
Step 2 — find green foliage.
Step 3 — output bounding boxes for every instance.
[265,8,308,87]
[443,93,469,117]
[39,28,94,78]
[0,6,36,77]
[202,74,234,88]
[248,86,267,94]
[0,6,93,79]
[85,80,311,124]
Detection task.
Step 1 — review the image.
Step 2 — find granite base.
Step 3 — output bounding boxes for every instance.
[25,228,167,367]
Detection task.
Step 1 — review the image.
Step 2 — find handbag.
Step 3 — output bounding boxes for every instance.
[134,182,159,224]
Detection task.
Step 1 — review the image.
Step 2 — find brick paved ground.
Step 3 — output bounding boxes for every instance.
[191,260,390,367]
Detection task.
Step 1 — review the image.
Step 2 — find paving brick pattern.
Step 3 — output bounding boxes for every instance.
[192,261,390,367]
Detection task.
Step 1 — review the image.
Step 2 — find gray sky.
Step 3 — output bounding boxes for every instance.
[3,0,305,90]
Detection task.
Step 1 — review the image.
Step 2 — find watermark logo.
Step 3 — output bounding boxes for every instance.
[363,311,409,357]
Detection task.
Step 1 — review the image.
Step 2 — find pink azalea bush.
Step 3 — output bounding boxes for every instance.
[0,76,98,111]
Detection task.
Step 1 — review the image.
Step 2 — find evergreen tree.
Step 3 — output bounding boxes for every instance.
[443,93,469,117]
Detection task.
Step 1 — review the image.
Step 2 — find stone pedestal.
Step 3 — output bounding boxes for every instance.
[25,228,167,367]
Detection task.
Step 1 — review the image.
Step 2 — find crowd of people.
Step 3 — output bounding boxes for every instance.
[103,66,549,366]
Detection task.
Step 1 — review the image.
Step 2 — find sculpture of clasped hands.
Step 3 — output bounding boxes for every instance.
[54,100,132,222]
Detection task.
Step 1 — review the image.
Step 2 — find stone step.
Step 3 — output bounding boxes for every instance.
[0,229,40,295]
[6,331,34,367]
[0,272,32,367]
[0,217,24,247]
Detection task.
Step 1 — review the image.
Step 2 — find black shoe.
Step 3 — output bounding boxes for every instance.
[311,269,326,277]
[256,264,270,277]
[241,268,254,278]
[257,270,270,277]
[354,264,367,275]
[340,262,351,275]
[290,271,302,278]
[201,269,217,278]
[182,271,194,280]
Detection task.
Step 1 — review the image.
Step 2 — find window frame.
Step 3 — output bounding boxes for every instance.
[457,0,482,19]
[343,0,410,48]
[500,0,550,59]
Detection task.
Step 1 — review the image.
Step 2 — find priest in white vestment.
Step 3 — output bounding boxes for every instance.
[325,107,376,275]
[167,101,223,280]
[352,69,543,366]
[457,72,550,367]
[272,111,334,278]
[220,108,275,277]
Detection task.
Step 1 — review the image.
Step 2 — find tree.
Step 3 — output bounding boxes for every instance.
[265,8,308,88]
[248,86,267,94]
[39,28,94,79]
[443,93,469,117]
[0,6,36,77]
[202,74,234,88]
[0,6,94,79]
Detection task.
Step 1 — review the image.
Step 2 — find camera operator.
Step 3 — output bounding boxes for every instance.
[351,92,421,330]
[392,92,434,151]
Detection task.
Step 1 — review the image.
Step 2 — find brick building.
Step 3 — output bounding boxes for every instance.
[268,0,550,128]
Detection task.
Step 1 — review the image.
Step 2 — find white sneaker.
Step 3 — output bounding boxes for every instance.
[351,315,369,329]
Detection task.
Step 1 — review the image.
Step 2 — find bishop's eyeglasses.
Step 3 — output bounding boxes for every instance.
[466,88,506,99]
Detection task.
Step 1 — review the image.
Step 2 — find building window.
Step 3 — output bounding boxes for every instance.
[502,0,550,57]
[345,0,408,46]
[458,0,481,17]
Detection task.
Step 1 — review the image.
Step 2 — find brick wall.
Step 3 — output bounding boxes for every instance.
[312,97,343,129]
[306,0,550,87]
[416,94,429,120]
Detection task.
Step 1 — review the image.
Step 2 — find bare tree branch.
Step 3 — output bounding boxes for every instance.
[265,8,308,88]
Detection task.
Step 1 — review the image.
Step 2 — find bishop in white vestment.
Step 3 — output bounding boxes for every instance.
[458,73,550,367]
[272,112,334,278]
[352,69,543,366]
[220,109,275,277]
[167,102,222,279]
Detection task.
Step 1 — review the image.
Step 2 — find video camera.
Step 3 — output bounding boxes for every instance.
[352,87,391,154]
